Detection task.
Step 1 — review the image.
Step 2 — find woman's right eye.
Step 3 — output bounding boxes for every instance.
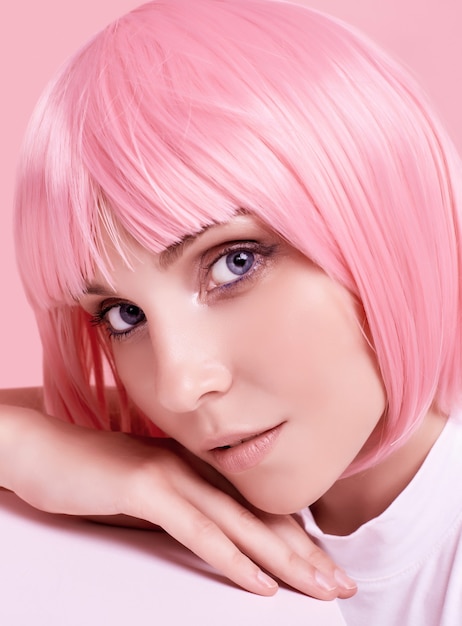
[103,302,146,334]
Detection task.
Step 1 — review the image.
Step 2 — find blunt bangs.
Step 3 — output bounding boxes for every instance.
[14,0,375,309]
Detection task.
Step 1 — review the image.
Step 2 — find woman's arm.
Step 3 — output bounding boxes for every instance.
[0,387,44,411]
[0,398,356,599]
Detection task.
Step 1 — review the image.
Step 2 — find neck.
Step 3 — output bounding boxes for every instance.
[310,408,447,536]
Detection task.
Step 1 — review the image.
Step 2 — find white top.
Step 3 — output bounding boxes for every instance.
[301,413,462,625]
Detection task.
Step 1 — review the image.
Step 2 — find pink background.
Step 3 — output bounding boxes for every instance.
[1,0,461,388]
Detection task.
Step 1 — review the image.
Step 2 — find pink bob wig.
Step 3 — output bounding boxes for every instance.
[14,0,462,472]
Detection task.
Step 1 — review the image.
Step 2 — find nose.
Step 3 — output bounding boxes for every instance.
[151,311,233,414]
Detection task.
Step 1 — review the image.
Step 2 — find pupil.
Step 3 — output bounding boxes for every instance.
[120,304,144,325]
[227,251,254,275]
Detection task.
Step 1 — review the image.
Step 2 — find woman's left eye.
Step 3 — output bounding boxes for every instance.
[209,249,256,287]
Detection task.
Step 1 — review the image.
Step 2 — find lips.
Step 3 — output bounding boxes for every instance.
[215,431,267,450]
[209,423,284,473]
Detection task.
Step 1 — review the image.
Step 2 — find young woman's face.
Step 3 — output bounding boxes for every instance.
[80,214,386,514]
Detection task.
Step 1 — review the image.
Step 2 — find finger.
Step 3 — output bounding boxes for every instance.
[173,474,356,599]
[121,461,279,596]
[141,492,280,597]
[253,511,357,598]
[171,449,354,594]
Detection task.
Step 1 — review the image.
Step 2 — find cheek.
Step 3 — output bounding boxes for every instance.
[228,267,383,404]
[221,281,386,512]
[272,279,386,444]
[112,340,158,414]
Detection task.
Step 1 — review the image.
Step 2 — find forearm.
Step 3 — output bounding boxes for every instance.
[0,388,44,412]
[0,404,42,491]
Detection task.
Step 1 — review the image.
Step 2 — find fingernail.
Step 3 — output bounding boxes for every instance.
[334,568,357,590]
[257,570,278,589]
[314,570,336,591]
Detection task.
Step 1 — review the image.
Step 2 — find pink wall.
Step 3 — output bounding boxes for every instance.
[1,0,461,387]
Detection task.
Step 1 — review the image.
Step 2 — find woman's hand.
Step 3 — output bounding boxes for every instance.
[0,405,356,599]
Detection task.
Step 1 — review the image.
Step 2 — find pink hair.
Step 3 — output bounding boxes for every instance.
[14,0,462,471]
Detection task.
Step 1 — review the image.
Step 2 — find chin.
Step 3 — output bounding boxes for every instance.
[238,484,314,516]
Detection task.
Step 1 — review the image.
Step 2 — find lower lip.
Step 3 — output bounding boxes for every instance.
[210,424,284,474]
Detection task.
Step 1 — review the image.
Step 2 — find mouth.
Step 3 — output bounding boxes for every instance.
[208,423,285,474]
[214,431,268,450]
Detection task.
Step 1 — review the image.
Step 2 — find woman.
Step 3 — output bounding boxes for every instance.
[3,1,462,622]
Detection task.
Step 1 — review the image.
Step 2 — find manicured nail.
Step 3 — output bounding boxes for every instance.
[257,570,278,589]
[334,568,357,590]
[314,570,336,591]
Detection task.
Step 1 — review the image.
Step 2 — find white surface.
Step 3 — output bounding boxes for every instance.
[0,490,346,625]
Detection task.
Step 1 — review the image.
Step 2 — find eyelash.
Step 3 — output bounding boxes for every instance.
[90,304,143,342]
[90,240,277,341]
[203,241,276,295]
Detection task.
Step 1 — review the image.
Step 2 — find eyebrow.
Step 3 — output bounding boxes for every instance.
[157,223,215,269]
[158,208,250,268]
[83,283,117,297]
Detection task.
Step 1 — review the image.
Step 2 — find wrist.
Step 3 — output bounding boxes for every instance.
[0,405,45,491]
